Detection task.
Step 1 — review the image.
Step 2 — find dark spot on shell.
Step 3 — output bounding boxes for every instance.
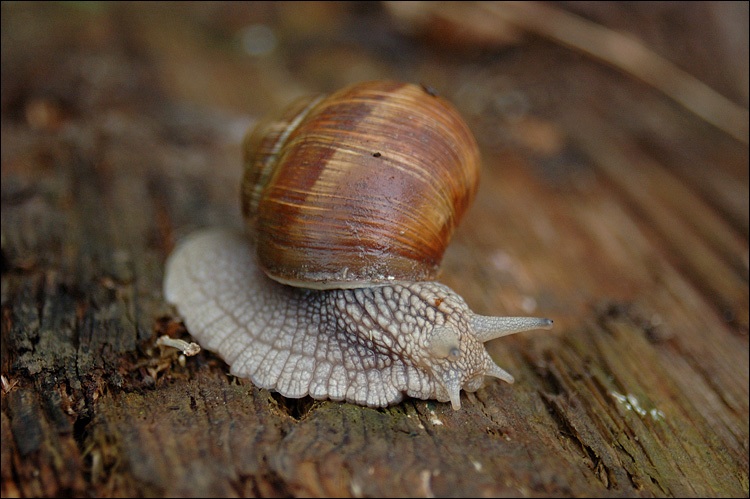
[372,152,382,158]
[421,84,439,97]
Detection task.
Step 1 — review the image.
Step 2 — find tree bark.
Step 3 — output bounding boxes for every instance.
[2,3,747,497]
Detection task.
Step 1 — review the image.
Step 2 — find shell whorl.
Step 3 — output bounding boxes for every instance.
[163,229,552,409]
[241,80,481,289]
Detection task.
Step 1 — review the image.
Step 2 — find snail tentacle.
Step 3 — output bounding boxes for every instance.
[471,315,554,343]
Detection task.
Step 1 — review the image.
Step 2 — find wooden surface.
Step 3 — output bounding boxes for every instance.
[2,2,747,497]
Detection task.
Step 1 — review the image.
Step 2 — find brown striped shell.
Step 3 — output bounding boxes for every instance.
[241,80,480,289]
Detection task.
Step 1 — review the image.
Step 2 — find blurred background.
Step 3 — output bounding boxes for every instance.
[1,3,748,497]
[3,1,747,147]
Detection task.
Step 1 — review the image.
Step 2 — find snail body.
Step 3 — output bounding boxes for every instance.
[164,81,552,410]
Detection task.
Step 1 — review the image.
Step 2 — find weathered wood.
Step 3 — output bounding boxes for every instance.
[2,2,747,497]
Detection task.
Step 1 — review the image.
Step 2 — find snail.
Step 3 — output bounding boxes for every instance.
[163,80,552,410]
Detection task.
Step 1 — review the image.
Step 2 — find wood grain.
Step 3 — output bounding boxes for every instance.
[2,2,747,497]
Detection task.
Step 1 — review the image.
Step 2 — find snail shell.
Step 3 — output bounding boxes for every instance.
[241,80,480,289]
[163,80,552,410]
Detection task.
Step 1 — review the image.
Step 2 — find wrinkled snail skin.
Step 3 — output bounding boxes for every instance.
[163,80,553,410]
[163,230,553,409]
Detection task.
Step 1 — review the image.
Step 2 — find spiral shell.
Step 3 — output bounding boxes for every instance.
[241,80,481,289]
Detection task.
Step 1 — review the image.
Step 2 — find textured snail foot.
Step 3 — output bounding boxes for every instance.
[163,229,553,410]
[163,229,406,406]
